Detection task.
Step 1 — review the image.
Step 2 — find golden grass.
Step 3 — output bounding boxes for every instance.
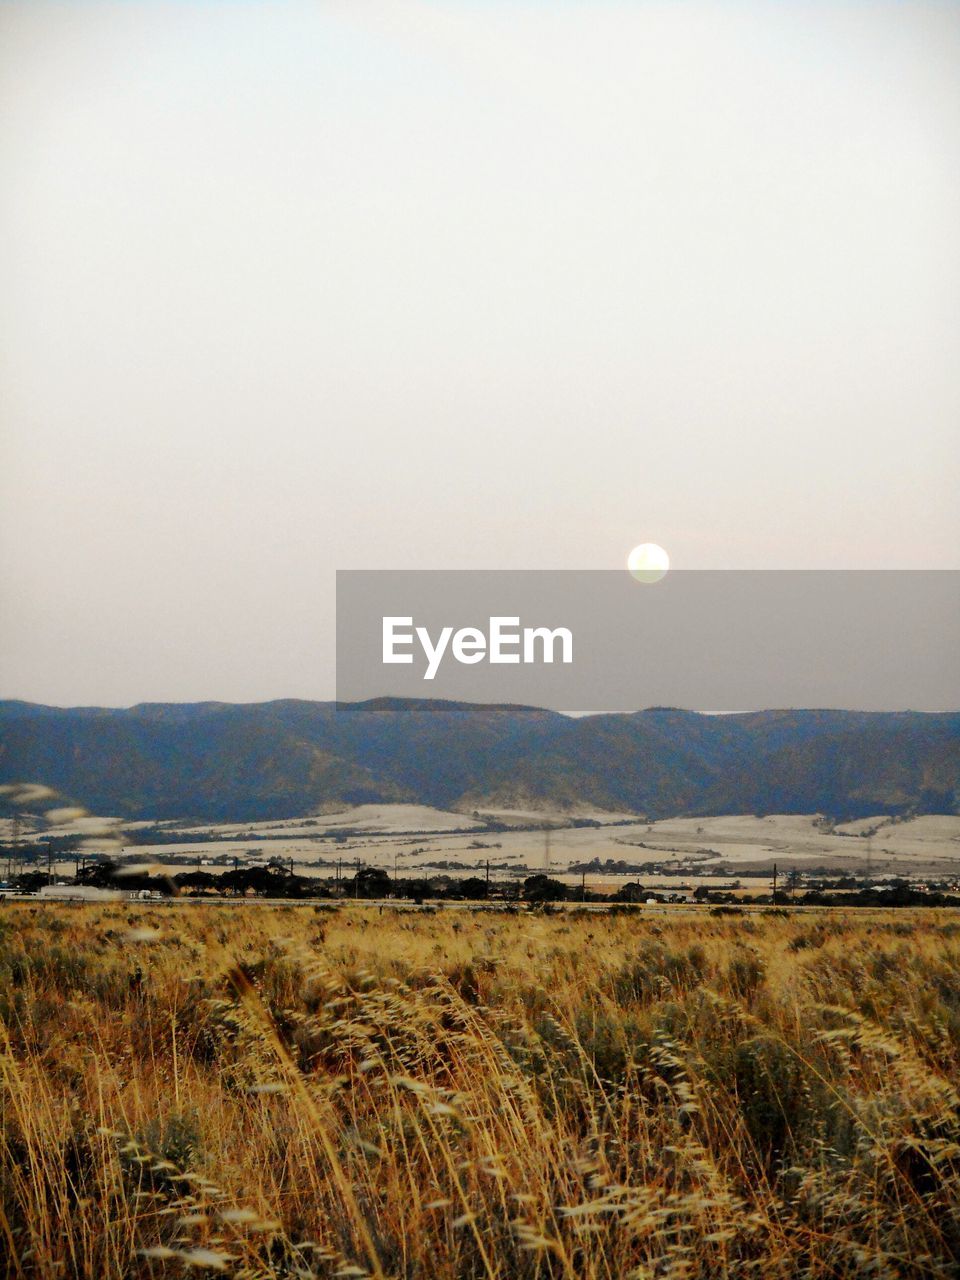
[2,903,960,1278]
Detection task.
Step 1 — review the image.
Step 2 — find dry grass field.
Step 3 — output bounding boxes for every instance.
[2,903,960,1279]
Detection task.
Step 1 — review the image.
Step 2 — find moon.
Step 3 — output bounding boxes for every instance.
[627,542,670,584]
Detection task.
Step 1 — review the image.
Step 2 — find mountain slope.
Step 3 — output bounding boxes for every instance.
[0,699,957,821]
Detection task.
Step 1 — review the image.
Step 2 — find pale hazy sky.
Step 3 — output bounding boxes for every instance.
[1,1,958,705]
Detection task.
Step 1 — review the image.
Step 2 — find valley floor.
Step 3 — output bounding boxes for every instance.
[32,807,960,890]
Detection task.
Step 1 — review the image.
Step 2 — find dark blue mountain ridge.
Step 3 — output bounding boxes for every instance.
[0,699,956,822]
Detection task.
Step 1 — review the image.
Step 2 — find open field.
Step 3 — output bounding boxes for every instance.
[26,808,960,892]
[3,903,960,1277]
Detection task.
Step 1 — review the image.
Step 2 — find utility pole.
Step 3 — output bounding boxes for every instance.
[485,859,490,894]
[772,863,777,902]
[12,812,21,883]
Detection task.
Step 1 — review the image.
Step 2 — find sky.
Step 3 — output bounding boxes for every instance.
[1,1,958,706]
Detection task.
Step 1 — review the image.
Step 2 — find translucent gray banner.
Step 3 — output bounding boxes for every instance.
[336,571,959,712]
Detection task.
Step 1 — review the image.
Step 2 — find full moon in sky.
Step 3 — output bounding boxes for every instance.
[627,542,670,584]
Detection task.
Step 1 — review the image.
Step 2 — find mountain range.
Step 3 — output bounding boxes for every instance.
[0,698,958,822]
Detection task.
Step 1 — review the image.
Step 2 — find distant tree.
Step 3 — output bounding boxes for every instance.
[221,865,285,897]
[401,878,431,904]
[523,875,568,903]
[77,860,118,888]
[614,883,654,903]
[354,866,391,898]
[76,859,173,895]
[174,871,222,895]
[14,872,51,893]
[459,876,488,900]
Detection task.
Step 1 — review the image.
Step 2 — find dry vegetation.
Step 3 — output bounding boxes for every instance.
[2,903,960,1279]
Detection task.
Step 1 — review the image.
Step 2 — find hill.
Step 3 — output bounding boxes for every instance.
[0,698,957,821]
